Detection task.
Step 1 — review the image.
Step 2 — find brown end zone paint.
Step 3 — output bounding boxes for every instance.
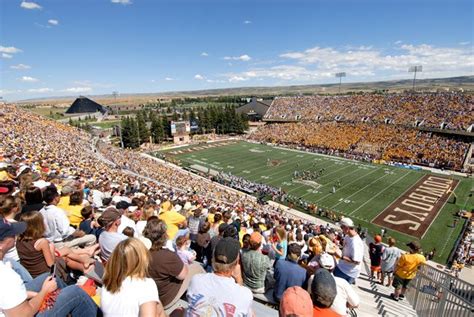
[372,174,459,239]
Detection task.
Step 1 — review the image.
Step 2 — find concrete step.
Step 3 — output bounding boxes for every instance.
[351,242,419,317]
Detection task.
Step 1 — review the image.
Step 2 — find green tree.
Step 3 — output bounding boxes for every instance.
[240,113,249,132]
[121,117,139,148]
[150,117,164,143]
[136,111,150,144]
[161,116,171,138]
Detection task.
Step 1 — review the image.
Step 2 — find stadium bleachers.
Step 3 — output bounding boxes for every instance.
[0,103,471,316]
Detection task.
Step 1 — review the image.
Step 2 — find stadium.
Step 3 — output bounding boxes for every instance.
[157,92,473,264]
[1,1,473,317]
[2,89,472,316]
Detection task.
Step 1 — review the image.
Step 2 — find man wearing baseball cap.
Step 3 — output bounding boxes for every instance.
[98,207,127,261]
[0,217,99,316]
[186,237,254,316]
[334,217,364,285]
[310,268,340,317]
[369,235,384,281]
[274,243,307,302]
[309,253,360,316]
[279,286,313,317]
[391,241,426,301]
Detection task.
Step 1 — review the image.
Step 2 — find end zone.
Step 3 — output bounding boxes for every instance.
[372,175,459,239]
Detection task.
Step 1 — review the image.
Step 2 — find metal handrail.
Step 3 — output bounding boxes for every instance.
[406,264,473,317]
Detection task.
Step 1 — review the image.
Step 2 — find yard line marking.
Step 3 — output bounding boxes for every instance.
[439,226,456,258]
[299,167,363,198]
[313,166,384,203]
[181,142,314,179]
[237,148,334,181]
[287,163,353,194]
[264,159,334,187]
[348,171,412,216]
[329,171,391,209]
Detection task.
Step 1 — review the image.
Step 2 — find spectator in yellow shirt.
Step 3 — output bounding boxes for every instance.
[159,201,186,241]
[391,241,426,301]
[57,185,74,211]
[63,190,86,228]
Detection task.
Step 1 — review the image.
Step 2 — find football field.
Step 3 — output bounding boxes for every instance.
[158,140,474,263]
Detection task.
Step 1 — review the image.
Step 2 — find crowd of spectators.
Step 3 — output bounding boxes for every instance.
[250,122,470,170]
[213,172,284,198]
[451,221,473,277]
[0,104,430,316]
[264,92,473,131]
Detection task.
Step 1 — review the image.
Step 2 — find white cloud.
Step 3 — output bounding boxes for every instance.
[228,76,248,82]
[48,19,59,26]
[458,41,470,46]
[111,0,132,4]
[20,76,39,82]
[28,88,53,93]
[10,64,31,70]
[0,46,23,54]
[2,53,13,59]
[200,52,209,57]
[20,1,42,9]
[243,20,252,24]
[224,43,473,83]
[165,77,174,81]
[206,79,225,83]
[63,87,92,93]
[194,74,205,80]
[223,54,251,62]
[226,65,333,82]
[280,44,473,77]
[0,89,22,95]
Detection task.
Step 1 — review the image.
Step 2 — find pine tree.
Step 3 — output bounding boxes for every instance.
[130,118,140,148]
[161,116,171,138]
[240,113,249,132]
[151,117,164,143]
[136,111,150,144]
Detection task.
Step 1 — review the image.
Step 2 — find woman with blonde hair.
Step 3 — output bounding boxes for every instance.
[101,238,166,317]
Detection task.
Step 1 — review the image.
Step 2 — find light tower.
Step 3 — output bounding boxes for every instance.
[335,72,346,93]
[408,66,422,91]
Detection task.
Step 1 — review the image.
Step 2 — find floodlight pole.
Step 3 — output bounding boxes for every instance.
[412,68,418,90]
[335,72,346,93]
[408,66,422,91]
[112,91,119,114]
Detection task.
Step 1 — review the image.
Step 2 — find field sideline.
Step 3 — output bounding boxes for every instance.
[158,140,473,263]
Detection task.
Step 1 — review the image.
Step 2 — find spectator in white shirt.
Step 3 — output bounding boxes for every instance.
[115,201,138,237]
[186,237,254,316]
[334,217,364,285]
[40,186,96,249]
[101,237,166,317]
[98,207,128,262]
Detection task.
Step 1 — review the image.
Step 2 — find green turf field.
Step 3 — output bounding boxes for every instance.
[158,141,474,263]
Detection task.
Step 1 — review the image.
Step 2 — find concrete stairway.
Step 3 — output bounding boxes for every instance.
[351,243,419,317]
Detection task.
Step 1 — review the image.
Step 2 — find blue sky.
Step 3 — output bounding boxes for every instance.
[1,0,473,101]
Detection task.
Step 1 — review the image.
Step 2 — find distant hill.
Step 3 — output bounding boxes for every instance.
[14,75,474,105]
